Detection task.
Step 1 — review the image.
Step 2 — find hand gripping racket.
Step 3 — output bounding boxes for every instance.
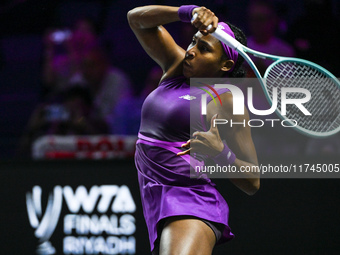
[193,15,340,137]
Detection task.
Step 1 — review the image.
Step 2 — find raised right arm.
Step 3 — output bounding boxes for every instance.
[127,6,186,75]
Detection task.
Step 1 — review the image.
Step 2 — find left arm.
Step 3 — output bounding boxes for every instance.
[179,92,260,195]
[215,92,260,195]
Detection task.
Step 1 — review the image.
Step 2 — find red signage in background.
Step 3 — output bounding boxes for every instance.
[32,135,138,159]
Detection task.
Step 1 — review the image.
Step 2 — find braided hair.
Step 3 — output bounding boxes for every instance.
[221,22,247,78]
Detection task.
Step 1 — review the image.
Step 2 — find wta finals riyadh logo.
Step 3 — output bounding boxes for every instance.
[26,186,63,255]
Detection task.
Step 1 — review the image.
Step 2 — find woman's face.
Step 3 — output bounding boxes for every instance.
[183,32,233,78]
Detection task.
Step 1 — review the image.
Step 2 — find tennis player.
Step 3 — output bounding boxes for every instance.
[128,5,260,255]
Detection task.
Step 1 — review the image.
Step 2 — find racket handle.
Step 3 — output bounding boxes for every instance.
[191,13,198,22]
[212,28,240,50]
[191,13,241,50]
[191,13,214,30]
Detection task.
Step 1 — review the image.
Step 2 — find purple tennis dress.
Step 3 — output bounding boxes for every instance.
[134,75,234,251]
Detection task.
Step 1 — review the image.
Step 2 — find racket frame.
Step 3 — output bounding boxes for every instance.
[211,27,340,137]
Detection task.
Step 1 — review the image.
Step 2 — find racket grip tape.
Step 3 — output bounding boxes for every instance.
[191,13,213,30]
[191,13,240,50]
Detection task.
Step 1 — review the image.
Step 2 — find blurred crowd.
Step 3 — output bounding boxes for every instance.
[19,17,163,156]
[1,0,339,158]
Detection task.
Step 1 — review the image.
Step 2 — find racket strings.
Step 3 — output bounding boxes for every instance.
[266,62,340,133]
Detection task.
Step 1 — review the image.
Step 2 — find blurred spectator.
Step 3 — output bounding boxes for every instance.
[41,17,133,126]
[74,48,133,121]
[42,17,100,97]
[246,0,295,76]
[108,66,163,135]
[73,16,98,35]
[19,85,108,157]
[42,30,74,95]
[67,18,100,82]
[286,0,340,76]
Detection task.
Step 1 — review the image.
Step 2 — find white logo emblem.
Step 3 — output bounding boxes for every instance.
[179,95,196,101]
[26,186,63,255]
[26,185,137,254]
[218,24,225,30]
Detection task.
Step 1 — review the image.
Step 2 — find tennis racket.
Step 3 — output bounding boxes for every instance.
[193,15,340,137]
